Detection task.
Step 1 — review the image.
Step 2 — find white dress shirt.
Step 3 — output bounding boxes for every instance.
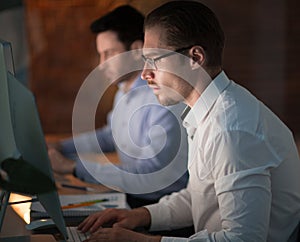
[145,71,300,241]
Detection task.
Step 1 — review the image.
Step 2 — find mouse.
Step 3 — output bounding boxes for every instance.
[25,218,57,231]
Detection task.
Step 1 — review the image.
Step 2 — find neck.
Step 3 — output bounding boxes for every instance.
[120,71,139,93]
[208,67,222,80]
[185,67,222,107]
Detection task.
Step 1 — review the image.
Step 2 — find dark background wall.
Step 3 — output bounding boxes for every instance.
[1,0,299,140]
[23,0,170,135]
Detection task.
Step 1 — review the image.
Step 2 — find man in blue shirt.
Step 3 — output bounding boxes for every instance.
[48,5,189,209]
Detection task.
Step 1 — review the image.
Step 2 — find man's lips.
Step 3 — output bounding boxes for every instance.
[148,85,160,93]
[147,81,160,90]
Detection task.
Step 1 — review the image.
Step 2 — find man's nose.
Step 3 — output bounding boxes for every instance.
[141,66,155,81]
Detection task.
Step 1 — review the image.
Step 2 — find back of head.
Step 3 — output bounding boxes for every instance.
[144,0,225,67]
[90,5,144,49]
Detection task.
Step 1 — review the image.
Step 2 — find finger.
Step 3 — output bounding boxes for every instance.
[93,227,111,234]
[84,228,109,241]
[112,217,133,229]
[48,147,59,157]
[79,209,116,233]
[84,236,108,242]
[78,213,102,232]
[79,209,125,233]
[89,209,119,232]
[113,221,126,228]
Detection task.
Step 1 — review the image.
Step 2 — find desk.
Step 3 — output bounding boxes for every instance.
[0,174,116,240]
[0,207,55,241]
[2,133,121,239]
[0,205,30,238]
[55,174,114,194]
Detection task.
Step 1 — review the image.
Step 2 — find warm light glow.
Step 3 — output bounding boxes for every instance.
[9,193,32,224]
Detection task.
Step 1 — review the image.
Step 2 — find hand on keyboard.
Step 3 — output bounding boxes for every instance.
[67,226,90,242]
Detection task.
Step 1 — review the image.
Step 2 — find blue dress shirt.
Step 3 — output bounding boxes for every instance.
[60,76,189,201]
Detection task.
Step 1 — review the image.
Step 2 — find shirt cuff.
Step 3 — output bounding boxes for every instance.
[144,203,171,231]
[161,237,188,242]
[160,230,210,242]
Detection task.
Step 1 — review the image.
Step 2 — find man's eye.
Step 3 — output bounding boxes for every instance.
[106,52,113,57]
[155,58,162,62]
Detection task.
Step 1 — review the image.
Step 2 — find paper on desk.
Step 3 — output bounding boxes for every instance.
[30,193,126,217]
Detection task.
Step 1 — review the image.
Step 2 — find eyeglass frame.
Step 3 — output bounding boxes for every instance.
[141,45,194,70]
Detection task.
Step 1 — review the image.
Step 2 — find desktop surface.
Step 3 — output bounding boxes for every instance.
[0,206,30,238]
[1,174,116,240]
[0,235,56,242]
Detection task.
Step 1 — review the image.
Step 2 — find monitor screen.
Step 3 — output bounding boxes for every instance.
[0,39,67,239]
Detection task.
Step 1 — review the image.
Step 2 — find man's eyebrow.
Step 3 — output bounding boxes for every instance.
[142,51,160,57]
[103,48,116,53]
[143,49,173,58]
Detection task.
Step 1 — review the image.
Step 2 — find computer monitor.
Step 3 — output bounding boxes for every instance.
[0,39,68,239]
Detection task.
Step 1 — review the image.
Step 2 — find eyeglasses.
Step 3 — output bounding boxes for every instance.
[141,46,194,70]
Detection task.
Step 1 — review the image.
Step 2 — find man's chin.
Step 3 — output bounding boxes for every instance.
[157,96,177,106]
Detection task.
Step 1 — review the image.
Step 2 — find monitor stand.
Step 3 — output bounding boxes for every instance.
[0,191,57,242]
[0,190,10,232]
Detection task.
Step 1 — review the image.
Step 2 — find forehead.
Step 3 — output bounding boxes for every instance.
[143,26,167,49]
[96,30,124,51]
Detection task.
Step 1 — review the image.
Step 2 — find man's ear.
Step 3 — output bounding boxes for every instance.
[130,40,143,50]
[130,40,143,60]
[190,46,206,70]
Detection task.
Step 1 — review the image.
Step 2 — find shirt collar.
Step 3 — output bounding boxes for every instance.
[130,75,146,89]
[182,71,231,129]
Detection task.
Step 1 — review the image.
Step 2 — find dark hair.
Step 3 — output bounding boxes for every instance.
[144,1,225,67]
[90,5,144,49]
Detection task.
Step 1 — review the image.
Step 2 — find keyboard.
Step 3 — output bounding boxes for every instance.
[67,226,90,242]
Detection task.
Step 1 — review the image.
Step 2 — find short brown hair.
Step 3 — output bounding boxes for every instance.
[91,5,144,50]
[144,1,225,67]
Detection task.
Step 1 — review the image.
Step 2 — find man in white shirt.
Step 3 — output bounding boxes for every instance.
[77,1,300,241]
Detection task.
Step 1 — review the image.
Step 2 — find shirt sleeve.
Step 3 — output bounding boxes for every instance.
[161,238,189,242]
[74,103,189,200]
[160,230,211,242]
[115,104,187,174]
[160,230,210,242]
[145,184,193,231]
[111,104,188,199]
[206,130,275,241]
[59,111,115,156]
[151,130,282,241]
